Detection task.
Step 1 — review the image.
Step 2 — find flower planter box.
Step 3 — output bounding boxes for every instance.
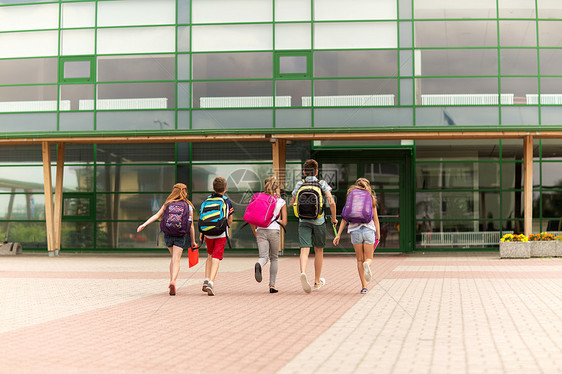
[556,241,562,257]
[529,241,557,257]
[499,241,530,259]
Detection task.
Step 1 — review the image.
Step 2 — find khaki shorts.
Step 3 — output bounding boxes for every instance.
[298,221,327,248]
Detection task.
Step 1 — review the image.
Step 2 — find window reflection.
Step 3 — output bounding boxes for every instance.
[192,52,272,80]
[0,58,57,85]
[314,50,398,78]
[415,21,497,47]
[414,0,497,18]
[499,21,537,47]
[98,55,175,81]
[419,49,497,76]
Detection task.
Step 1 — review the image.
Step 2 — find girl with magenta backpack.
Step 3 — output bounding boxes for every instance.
[244,176,287,293]
[333,178,380,294]
[137,183,197,296]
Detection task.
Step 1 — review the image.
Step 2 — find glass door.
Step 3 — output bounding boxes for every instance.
[315,149,414,252]
[61,193,95,249]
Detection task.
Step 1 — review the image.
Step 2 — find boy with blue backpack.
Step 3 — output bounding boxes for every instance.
[199,177,234,296]
[333,178,380,294]
[290,159,337,294]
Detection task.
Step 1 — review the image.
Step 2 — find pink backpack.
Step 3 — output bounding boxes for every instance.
[243,193,278,228]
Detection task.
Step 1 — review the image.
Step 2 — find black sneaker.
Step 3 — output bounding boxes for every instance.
[255,262,262,283]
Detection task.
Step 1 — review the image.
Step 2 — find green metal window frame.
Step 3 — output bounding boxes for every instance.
[274,51,312,79]
[58,56,96,84]
[61,193,95,222]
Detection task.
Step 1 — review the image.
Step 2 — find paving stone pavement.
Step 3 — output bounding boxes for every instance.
[0,253,561,374]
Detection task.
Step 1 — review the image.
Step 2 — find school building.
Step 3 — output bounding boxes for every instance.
[1,0,561,254]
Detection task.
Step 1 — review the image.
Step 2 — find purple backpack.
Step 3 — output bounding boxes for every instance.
[160,201,190,237]
[341,189,373,223]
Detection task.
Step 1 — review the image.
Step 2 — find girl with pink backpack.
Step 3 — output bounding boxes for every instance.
[245,176,287,293]
[333,178,380,294]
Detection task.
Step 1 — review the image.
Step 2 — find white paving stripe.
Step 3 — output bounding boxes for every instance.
[0,278,202,334]
[393,265,562,272]
[276,278,562,374]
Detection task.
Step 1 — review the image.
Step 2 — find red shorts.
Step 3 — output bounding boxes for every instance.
[205,237,227,260]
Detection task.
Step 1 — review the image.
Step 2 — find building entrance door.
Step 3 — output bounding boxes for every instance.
[314,149,414,252]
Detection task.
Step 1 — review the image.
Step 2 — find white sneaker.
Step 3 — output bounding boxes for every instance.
[363,262,372,282]
[314,278,326,290]
[203,280,214,296]
[300,273,311,293]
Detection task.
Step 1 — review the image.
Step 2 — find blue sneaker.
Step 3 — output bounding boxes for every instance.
[360,288,368,294]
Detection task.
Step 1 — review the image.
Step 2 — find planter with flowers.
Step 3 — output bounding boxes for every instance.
[499,234,530,259]
[528,232,556,257]
[555,235,562,257]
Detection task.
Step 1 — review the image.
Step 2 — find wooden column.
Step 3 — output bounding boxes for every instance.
[272,139,287,251]
[54,143,65,255]
[42,142,55,255]
[523,135,533,237]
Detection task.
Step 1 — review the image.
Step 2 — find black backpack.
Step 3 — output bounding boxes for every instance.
[293,180,324,220]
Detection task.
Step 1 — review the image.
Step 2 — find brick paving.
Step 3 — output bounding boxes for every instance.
[0,253,561,374]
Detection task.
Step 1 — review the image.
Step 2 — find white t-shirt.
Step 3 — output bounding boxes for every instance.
[256,197,286,231]
[347,220,376,234]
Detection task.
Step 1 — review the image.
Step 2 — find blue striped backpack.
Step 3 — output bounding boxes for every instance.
[198,194,229,237]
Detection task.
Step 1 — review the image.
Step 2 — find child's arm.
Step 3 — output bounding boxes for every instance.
[251,225,257,237]
[279,204,288,226]
[373,206,380,240]
[190,219,196,247]
[137,205,165,232]
[325,189,338,225]
[227,200,234,226]
[333,219,348,246]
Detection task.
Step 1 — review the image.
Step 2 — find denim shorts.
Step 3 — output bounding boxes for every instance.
[350,226,376,245]
[164,234,187,249]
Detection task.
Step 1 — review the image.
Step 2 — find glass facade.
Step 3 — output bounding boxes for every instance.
[0,0,561,251]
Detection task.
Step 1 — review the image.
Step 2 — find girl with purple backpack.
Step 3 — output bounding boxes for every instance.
[137,183,196,296]
[333,178,380,294]
[248,176,287,293]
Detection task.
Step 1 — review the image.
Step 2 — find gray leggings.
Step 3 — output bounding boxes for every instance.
[256,229,280,287]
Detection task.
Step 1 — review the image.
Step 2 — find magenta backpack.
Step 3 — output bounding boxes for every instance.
[341,189,373,223]
[160,201,190,237]
[243,193,278,228]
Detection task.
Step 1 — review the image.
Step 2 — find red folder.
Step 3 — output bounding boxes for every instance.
[188,244,199,268]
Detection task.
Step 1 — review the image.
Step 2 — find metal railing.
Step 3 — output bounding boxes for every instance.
[421,94,514,105]
[0,100,71,112]
[200,96,291,108]
[526,94,562,105]
[79,98,168,110]
[302,94,395,106]
[420,231,512,247]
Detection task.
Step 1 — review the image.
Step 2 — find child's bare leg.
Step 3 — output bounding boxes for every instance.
[168,247,174,283]
[299,247,310,273]
[205,254,213,279]
[363,243,374,267]
[170,245,183,285]
[209,258,221,282]
[354,244,367,289]
[313,247,324,284]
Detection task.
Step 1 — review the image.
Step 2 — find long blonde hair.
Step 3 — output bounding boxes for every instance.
[347,178,377,206]
[164,183,195,209]
[264,176,280,197]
